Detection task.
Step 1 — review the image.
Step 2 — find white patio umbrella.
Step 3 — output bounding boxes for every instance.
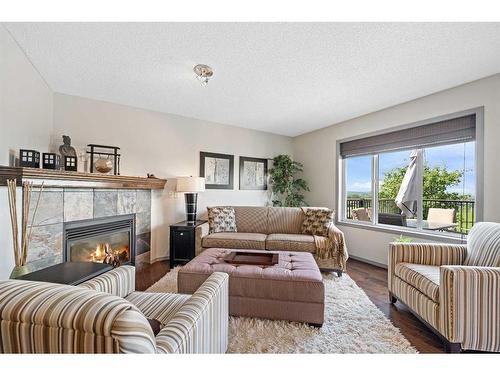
[395,150,418,218]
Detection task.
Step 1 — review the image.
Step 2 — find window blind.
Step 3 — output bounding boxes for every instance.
[340,114,476,158]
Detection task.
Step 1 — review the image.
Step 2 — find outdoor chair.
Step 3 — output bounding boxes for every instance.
[352,207,371,222]
[427,208,456,223]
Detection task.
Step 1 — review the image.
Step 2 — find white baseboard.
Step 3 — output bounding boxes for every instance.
[135,252,151,265]
[150,255,169,263]
[137,250,170,264]
[349,255,388,269]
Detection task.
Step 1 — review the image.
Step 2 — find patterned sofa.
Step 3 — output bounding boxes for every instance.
[388,222,500,353]
[195,206,348,275]
[0,266,229,354]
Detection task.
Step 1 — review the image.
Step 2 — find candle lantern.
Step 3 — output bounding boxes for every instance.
[63,155,78,171]
[19,149,40,168]
[42,153,61,170]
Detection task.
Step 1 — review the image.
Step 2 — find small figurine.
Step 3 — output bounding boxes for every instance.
[59,135,77,158]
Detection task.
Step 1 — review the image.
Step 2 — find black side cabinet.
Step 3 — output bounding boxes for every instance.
[169,220,206,268]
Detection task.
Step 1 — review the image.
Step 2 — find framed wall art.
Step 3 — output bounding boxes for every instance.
[239,156,268,190]
[199,151,234,189]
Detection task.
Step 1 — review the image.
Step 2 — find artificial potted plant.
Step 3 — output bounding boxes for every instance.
[269,154,310,207]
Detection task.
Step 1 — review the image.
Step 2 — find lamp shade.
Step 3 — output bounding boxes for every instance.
[176,176,205,192]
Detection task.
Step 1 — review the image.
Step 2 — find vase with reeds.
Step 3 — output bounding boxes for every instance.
[7,179,44,278]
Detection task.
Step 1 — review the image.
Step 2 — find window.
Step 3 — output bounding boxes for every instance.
[378,149,414,226]
[339,111,481,239]
[422,142,476,235]
[345,155,372,222]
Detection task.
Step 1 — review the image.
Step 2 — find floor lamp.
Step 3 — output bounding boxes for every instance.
[176,176,205,224]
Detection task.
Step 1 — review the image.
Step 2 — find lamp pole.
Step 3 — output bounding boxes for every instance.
[185,192,198,224]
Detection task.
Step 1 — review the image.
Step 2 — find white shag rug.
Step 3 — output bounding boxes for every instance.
[147,267,417,354]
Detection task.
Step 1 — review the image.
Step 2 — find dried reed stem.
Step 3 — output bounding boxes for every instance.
[21,183,29,265]
[7,179,20,266]
[24,182,44,264]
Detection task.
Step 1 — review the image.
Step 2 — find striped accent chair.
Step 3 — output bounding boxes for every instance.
[0,266,229,354]
[388,222,500,353]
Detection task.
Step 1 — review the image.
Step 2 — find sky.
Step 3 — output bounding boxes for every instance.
[346,141,476,197]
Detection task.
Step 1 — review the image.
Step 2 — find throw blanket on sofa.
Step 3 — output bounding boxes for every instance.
[301,207,349,270]
[314,225,348,270]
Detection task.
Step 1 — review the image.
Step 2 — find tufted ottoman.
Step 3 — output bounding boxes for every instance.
[178,248,324,326]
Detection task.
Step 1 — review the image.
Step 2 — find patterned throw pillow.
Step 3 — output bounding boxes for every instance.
[207,206,237,233]
[301,208,334,237]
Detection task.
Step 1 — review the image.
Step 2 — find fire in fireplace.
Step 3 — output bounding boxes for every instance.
[63,214,135,267]
[70,233,129,266]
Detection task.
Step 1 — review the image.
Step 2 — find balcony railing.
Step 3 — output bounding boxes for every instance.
[346,198,475,234]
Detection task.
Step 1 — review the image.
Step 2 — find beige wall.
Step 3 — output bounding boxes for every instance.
[0,26,53,279]
[293,74,500,266]
[52,93,293,261]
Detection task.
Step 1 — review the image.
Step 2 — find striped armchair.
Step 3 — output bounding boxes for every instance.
[0,266,229,354]
[388,222,500,353]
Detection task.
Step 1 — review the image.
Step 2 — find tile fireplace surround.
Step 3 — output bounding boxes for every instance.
[27,188,151,270]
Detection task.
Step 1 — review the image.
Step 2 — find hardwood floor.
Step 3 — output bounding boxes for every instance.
[135,256,445,353]
[346,258,444,353]
[135,254,170,292]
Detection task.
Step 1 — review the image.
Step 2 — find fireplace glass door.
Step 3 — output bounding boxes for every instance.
[69,230,130,266]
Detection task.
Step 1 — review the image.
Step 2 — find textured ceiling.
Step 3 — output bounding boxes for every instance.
[5,23,500,137]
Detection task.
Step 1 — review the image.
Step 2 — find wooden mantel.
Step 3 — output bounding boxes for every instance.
[0,166,167,190]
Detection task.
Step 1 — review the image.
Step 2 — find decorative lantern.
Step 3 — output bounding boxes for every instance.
[19,149,40,168]
[63,155,77,171]
[42,153,60,170]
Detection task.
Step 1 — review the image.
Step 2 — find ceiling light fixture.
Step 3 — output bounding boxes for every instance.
[193,64,213,86]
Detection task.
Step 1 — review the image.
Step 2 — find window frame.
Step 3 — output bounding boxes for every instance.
[336,107,484,243]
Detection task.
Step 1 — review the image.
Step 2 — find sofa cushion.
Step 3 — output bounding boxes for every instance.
[268,207,305,234]
[301,208,334,237]
[464,222,500,267]
[266,233,317,253]
[207,206,237,233]
[202,232,267,250]
[394,263,440,303]
[233,206,269,233]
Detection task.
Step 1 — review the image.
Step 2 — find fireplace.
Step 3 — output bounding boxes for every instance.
[63,214,135,267]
